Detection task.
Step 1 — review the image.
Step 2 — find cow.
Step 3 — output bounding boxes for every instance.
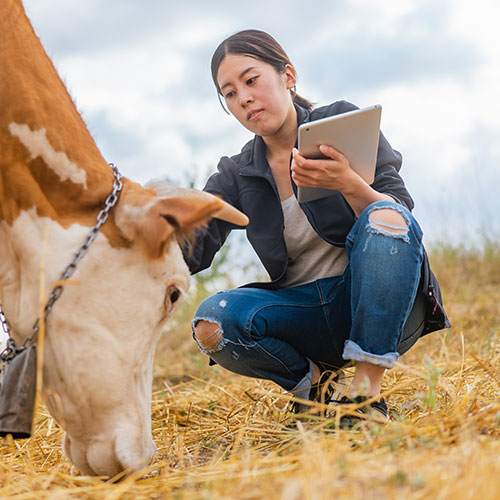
[0,0,248,477]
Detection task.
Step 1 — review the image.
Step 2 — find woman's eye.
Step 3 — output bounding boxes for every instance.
[246,77,256,85]
[225,90,235,99]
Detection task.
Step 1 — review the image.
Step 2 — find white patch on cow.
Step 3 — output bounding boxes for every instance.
[219,300,227,308]
[8,122,87,188]
[119,201,154,218]
[115,202,154,242]
[144,180,178,197]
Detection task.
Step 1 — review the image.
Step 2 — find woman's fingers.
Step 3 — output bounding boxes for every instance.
[292,146,345,168]
[291,145,355,189]
[291,162,331,187]
[318,144,345,161]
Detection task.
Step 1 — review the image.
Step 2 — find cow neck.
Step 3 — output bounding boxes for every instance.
[0,1,119,231]
[0,162,123,362]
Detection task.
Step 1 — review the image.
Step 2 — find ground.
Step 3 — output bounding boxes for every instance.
[1,245,499,499]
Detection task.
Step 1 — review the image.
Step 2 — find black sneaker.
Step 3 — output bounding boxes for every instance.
[334,395,389,428]
[289,371,345,416]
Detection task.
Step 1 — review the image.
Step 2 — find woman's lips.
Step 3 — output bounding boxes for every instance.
[247,109,263,121]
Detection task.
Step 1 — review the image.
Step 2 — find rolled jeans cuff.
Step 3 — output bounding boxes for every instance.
[289,358,315,399]
[343,340,400,369]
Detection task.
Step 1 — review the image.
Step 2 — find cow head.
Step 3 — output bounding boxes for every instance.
[1,178,247,477]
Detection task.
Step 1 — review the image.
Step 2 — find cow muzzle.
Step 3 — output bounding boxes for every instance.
[63,423,156,478]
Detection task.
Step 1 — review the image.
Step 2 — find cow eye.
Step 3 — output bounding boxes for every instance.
[168,286,180,304]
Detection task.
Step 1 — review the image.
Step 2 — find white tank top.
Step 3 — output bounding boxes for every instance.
[280,195,349,287]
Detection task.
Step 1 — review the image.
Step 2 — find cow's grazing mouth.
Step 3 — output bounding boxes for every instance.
[63,427,156,479]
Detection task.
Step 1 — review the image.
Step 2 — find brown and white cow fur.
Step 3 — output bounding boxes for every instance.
[0,0,247,477]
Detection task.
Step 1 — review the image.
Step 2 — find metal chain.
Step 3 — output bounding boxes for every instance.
[0,308,18,364]
[0,305,11,337]
[0,163,122,363]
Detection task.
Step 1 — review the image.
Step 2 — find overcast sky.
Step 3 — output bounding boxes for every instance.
[21,0,500,246]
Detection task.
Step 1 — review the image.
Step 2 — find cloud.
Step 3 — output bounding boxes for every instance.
[20,0,500,245]
[291,1,480,100]
[24,0,226,57]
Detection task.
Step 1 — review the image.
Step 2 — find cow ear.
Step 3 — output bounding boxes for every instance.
[115,186,248,259]
[141,196,223,258]
[144,182,249,228]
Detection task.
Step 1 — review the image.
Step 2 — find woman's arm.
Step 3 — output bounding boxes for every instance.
[183,158,243,274]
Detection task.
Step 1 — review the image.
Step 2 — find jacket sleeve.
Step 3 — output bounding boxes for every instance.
[182,157,243,275]
[371,131,414,211]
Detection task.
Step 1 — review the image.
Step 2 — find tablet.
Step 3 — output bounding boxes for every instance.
[296,104,381,203]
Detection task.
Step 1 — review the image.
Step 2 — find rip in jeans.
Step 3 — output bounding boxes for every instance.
[366,206,410,243]
[192,317,228,354]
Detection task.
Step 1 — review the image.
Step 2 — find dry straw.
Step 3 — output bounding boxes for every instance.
[1,248,499,499]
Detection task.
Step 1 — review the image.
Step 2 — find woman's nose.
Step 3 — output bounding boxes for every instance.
[239,91,253,106]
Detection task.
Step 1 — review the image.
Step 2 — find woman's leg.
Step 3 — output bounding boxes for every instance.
[342,200,424,397]
[193,201,426,403]
[192,279,346,399]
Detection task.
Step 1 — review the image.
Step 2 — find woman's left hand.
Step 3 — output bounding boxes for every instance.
[291,145,364,195]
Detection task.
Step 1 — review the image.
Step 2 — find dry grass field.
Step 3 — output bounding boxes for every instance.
[1,245,499,499]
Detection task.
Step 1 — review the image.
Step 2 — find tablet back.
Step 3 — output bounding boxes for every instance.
[297,104,381,203]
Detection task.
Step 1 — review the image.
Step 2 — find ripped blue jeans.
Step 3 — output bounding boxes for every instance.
[192,201,425,398]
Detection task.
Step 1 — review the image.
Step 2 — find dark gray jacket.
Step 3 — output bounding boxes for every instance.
[185,101,450,336]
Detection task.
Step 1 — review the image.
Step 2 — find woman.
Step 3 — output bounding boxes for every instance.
[184,29,449,422]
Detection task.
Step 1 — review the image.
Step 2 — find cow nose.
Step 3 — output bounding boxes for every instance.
[64,430,156,478]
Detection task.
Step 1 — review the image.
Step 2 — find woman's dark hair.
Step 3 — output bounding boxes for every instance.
[211,29,313,111]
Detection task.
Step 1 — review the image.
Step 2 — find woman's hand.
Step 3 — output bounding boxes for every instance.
[291,144,394,216]
[291,145,364,195]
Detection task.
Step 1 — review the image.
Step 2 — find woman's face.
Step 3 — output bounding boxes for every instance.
[216,54,296,137]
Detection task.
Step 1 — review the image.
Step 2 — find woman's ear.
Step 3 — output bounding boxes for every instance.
[284,64,297,90]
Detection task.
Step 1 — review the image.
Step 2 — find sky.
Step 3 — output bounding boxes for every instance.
[20,0,500,247]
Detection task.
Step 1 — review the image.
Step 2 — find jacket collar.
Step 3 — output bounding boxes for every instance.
[296,103,311,127]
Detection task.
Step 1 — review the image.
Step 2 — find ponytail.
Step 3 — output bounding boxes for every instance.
[291,89,313,111]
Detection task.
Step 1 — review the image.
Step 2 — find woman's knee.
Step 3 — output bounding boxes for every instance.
[368,207,408,235]
[347,201,423,267]
[365,201,412,237]
[191,292,233,353]
[351,201,423,247]
[194,319,224,351]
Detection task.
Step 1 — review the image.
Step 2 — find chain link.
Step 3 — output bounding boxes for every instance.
[0,163,122,363]
[0,306,11,336]
[0,309,17,363]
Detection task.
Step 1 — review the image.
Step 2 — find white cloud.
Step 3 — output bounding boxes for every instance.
[19,0,500,245]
